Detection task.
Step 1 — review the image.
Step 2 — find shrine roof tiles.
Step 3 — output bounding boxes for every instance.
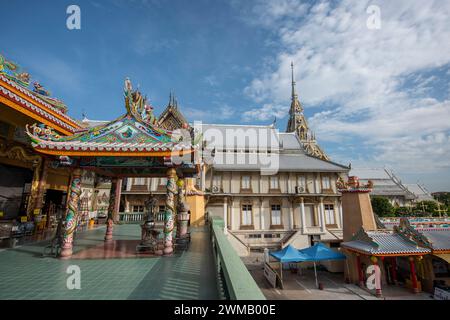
[341,230,431,255]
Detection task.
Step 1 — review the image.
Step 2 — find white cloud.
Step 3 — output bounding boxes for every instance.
[239,0,450,187]
[184,105,235,122]
[242,103,288,122]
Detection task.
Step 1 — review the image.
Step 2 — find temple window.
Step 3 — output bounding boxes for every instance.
[241,204,253,226]
[241,175,251,190]
[269,176,279,190]
[324,204,336,225]
[270,204,282,226]
[322,176,331,190]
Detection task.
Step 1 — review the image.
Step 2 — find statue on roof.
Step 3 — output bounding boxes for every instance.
[0,54,30,87]
[124,77,157,126]
[33,81,51,96]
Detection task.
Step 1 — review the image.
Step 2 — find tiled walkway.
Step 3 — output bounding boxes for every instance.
[0,224,219,300]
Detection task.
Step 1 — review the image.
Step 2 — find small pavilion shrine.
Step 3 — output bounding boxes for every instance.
[26,78,200,258]
[339,176,433,296]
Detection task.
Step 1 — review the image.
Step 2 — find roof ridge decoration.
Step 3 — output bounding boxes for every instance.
[395,218,433,248]
[25,78,197,157]
[353,228,379,249]
[337,176,373,193]
[0,53,69,115]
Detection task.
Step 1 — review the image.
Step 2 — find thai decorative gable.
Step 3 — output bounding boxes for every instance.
[158,93,189,131]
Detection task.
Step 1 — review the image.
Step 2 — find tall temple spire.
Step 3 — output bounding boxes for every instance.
[285,62,329,160]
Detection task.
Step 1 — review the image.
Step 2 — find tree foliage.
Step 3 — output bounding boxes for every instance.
[371,197,394,217]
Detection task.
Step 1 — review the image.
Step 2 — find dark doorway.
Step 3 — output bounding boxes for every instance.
[0,164,33,220]
[42,190,66,228]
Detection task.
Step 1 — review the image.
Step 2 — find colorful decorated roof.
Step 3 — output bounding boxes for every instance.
[26,78,196,157]
[0,54,81,134]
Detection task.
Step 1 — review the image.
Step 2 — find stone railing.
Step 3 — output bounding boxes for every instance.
[118,212,144,223]
[209,216,266,300]
[118,212,166,223]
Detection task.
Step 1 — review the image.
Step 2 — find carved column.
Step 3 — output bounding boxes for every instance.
[104,178,118,241]
[164,168,177,255]
[60,168,82,258]
[176,178,190,239]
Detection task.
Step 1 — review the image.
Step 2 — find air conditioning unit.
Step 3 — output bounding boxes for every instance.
[295,186,305,194]
[211,185,220,193]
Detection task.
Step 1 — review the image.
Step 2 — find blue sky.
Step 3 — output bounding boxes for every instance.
[1,0,450,191]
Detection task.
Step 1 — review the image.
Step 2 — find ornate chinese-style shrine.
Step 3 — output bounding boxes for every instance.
[339,176,432,296]
[26,78,200,258]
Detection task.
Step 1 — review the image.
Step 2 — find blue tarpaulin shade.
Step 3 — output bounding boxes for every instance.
[270,245,309,262]
[269,245,310,283]
[298,243,346,288]
[298,243,346,261]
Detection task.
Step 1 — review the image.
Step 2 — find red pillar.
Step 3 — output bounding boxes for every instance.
[409,257,419,293]
[356,254,364,287]
[391,257,398,285]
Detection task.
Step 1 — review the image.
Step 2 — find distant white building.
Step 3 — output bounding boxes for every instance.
[349,167,436,207]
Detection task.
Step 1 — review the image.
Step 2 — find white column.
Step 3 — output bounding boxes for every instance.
[230,198,234,231]
[319,197,325,232]
[339,201,343,229]
[201,164,206,191]
[300,197,306,232]
[289,201,294,230]
[223,198,228,234]
[260,199,264,230]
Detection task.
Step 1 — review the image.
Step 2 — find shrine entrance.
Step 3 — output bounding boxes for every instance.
[26,78,201,259]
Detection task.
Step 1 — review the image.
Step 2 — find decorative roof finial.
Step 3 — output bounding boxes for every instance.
[291,61,297,101]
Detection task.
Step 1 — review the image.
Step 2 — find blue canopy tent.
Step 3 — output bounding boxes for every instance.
[269,245,309,283]
[298,243,346,288]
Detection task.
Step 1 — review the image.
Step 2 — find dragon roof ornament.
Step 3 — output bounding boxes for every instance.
[0,53,69,114]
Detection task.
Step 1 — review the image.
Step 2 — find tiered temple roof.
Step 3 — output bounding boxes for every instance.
[26,78,195,157]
